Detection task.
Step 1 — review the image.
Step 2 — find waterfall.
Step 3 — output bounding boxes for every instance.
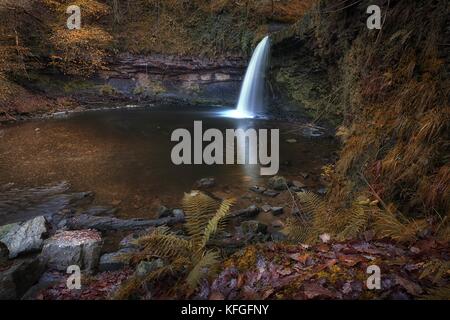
[235,36,271,118]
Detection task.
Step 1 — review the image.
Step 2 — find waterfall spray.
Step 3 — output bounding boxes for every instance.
[226,36,271,118]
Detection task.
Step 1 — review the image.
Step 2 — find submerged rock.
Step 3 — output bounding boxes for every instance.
[195,177,216,189]
[249,186,266,194]
[0,257,45,299]
[0,216,48,258]
[262,190,280,197]
[41,229,102,272]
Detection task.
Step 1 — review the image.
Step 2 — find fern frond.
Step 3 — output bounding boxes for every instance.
[186,250,220,290]
[136,227,192,259]
[183,190,220,245]
[420,285,450,300]
[296,191,327,216]
[199,198,236,249]
[110,275,142,300]
[283,217,312,243]
[420,259,450,284]
[373,210,427,242]
[337,205,370,240]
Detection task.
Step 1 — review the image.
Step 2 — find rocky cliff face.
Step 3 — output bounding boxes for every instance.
[99,54,246,106]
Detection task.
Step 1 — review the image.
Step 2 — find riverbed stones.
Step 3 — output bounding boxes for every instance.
[99,247,137,272]
[249,186,266,194]
[271,207,284,216]
[268,176,289,191]
[0,257,45,299]
[195,177,215,189]
[241,220,268,235]
[135,258,164,277]
[262,190,280,197]
[157,205,172,218]
[41,229,102,271]
[0,216,48,258]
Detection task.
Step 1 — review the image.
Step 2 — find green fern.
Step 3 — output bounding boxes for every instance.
[114,190,235,298]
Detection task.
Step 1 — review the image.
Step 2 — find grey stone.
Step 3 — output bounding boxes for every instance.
[271,219,285,229]
[271,207,284,216]
[135,259,164,277]
[263,190,280,197]
[41,229,102,272]
[172,209,185,220]
[261,205,271,212]
[292,180,306,188]
[0,216,48,258]
[0,257,45,299]
[271,231,287,242]
[249,186,266,194]
[241,220,268,235]
[157,206,172,218]
[317,188,327,195]
[195,177,215,188]
[268,176,289,191]
[99,247,137,272]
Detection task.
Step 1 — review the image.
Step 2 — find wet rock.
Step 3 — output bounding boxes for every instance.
[41,229,102,272]
[271,207,284,216]
[230,205,260,218]
[195,177,215,189]
[0,181,93,226]
[262,190,280,197]
[99,247,137,272]
[268,176,289,191]
[172,209,185,220]
[157,205,172,218]
[249,186,266,194]
[0,257,45,299]
[271,219,285,229]
[81,206,118,216]
[271,231,287,242]
[0,216,48,258]
[119,228,154,249]
[241,220,268,235]
[135,259,164,277]
[292,180,306,188]
[22,271,65,300]
[65,213,184,231]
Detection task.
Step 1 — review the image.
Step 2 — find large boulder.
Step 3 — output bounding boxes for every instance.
[0,216,48,258]
[0,257,45,299]
[41,229,102,272]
